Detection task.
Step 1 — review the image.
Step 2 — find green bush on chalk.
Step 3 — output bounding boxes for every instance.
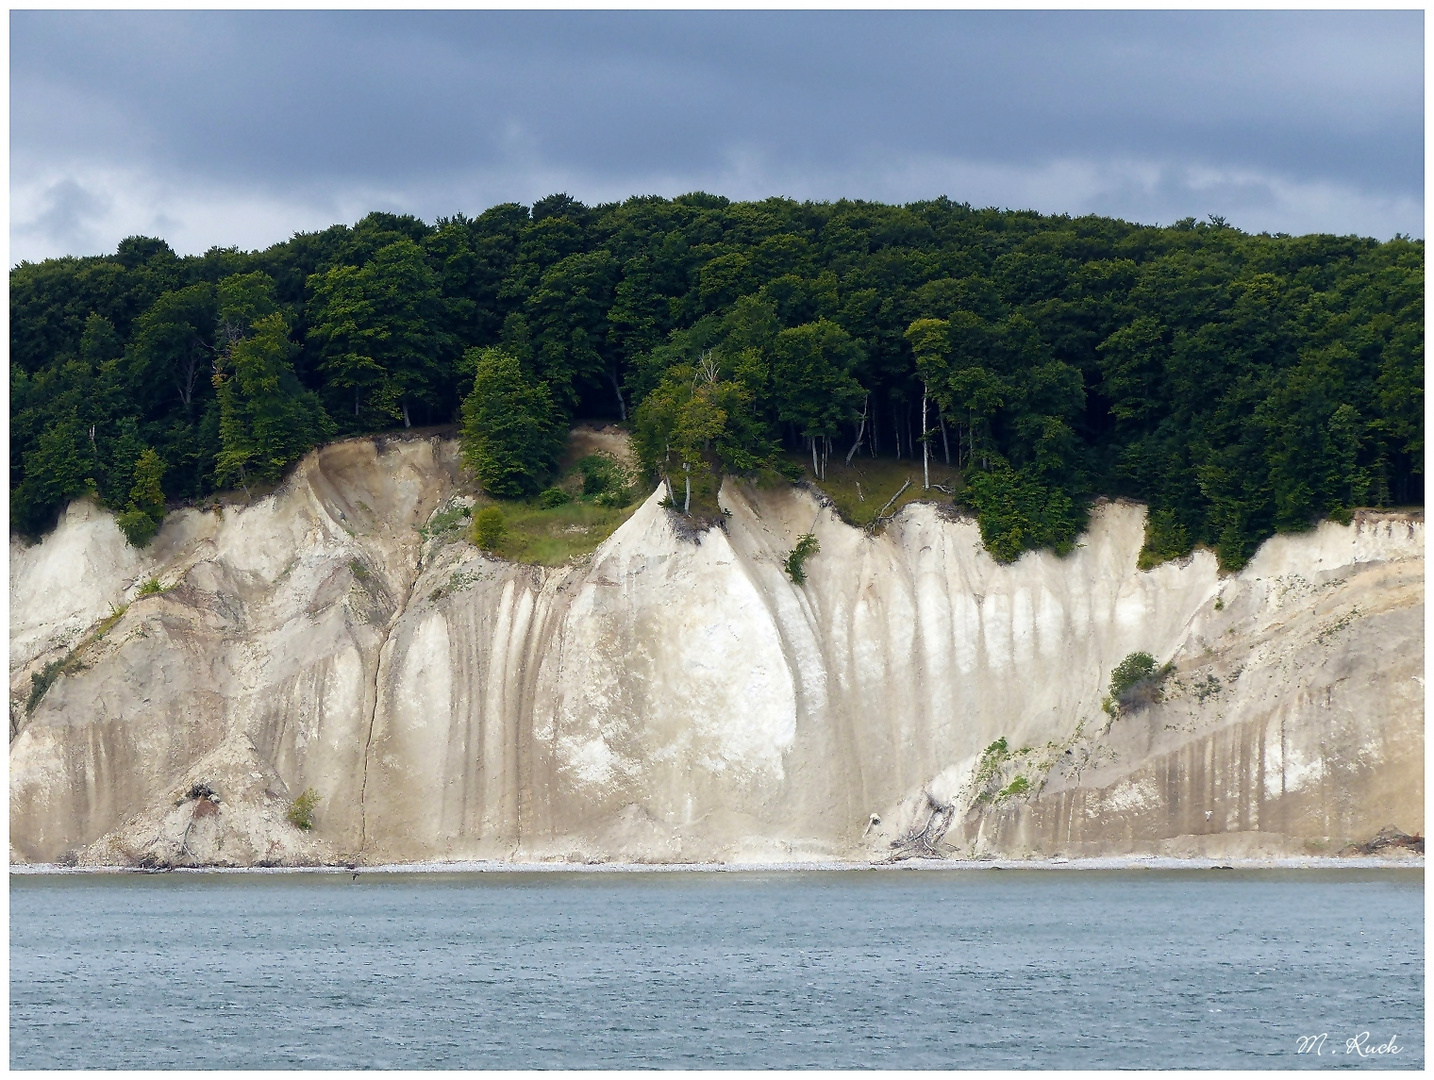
[287,788,319,830]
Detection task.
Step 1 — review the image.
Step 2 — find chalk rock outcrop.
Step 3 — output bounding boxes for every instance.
[9,434,1423,865]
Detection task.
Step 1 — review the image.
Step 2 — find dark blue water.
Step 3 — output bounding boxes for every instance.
[10,868,1422,1069]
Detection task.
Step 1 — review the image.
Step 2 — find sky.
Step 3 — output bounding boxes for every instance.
[10,10,1425,263]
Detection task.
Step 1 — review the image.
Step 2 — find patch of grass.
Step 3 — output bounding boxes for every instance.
[94,602,129,639]
[286,788,319,830]
[137,577,166,597]
[784,452,963,529]
[348,560,370,581]
[1137,508,1195,570]
[479,498,643,565]
[971,736,1012,804]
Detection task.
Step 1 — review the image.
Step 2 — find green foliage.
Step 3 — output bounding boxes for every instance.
[971,737,1011,803]
[213,312,334,489]
[477,497,641,565]
[421,501,472,541]
[1108,651,1175,713]
[1109,652,1158,698]
[26,602,130,713]
[114,448,167,547]
[963,463,1084,563]
[577,454,622,496]
[997,775,1031,800]
[473,505,506,550]
[631,353,775,513]
[9,197,1421,564]
[286,788,319,830]
[770,319,866,441]
[27,659,65,714]
[784,532,820,585]
[1138,508,1193,569]
[460,347,564,498]
[537,487,571,508]
[114,508,158,547]
[308,238,456,430]
[137,577,165,597]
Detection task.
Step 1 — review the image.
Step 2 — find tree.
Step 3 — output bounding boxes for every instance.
[10,416,97,536]
[525,249,619,414]
[211,312,334,492]
[632,353,773,513]
[124,283,217,416]
[905,318,951,488]
[770,319,866,478]
[460,347,564,499]
[115,448,166,547]
[308,238,454,430]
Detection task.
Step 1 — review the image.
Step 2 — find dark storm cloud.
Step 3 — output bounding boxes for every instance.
[10,10,1423,260]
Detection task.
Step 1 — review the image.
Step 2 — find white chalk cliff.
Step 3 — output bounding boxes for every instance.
[9,434,1424,866]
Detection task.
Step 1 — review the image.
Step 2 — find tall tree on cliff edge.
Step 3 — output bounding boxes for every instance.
[212,312,335,492]
[307,238,455,431]
[459,347,565,499]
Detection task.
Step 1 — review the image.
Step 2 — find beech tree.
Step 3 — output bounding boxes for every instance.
[212,313,333,490]
[459,347,563,498]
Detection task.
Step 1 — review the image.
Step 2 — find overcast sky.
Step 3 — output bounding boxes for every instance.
[10,10,1424,263]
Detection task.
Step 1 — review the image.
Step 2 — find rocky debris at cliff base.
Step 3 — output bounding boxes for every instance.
[1340,825,1424,856]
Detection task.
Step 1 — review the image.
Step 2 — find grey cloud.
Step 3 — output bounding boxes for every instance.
[12,177,114,255]
[10,10,1423,260]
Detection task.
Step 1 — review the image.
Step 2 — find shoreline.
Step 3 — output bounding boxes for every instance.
[11,854,1424,876]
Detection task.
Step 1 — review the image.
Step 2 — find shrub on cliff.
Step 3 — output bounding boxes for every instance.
[286,788,319,830]
[473,506,506,550]
[784,533,819,585]
[1107,652,1174,713]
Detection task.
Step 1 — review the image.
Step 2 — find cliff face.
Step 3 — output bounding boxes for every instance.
[9,434,1423,866]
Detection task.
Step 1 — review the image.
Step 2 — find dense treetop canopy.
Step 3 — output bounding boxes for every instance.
[11,193,1422,567]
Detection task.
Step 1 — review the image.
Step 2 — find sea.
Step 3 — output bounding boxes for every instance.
[9,867,1422,1069]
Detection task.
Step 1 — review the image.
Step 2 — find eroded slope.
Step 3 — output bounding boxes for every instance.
[9,436,1423,865]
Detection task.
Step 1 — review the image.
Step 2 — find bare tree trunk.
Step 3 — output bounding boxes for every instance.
[609,368,627,421]
[811,437,819,478]
[402,400,411,429]
[940,411,950,464]
[847,396,868,466]
[893,403,901,460]
[683,464,691,514]
[878,478,911,519]
[921,387,930,490]
[354,389,360,417]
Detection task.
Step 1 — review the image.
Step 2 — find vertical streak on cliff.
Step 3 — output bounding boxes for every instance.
[356,549,421,854]
[511,569,568,852]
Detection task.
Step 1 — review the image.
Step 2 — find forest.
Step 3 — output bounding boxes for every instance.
[10,193,1423,569]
